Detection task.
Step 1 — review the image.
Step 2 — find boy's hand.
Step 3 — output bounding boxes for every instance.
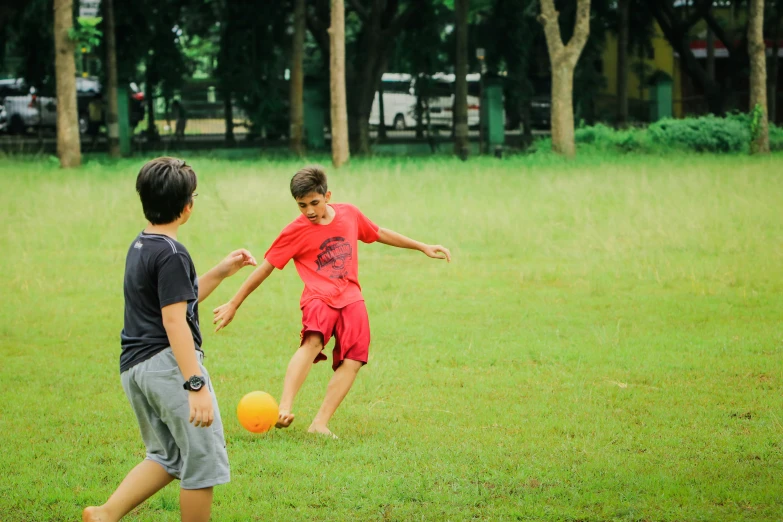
[422,244,451,262]
[213,302,238,332]
[189,388,214,428]
[217,249,257,278]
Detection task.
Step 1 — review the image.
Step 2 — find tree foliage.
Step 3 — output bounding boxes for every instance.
[216,0,289,139]
[4,0,781,151]
[2,0,55,93]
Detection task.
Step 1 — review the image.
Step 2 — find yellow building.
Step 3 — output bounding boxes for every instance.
[597,4,783,122]
[601,22,684,119]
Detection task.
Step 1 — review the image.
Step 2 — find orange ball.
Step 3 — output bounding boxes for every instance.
[237,391,279,433]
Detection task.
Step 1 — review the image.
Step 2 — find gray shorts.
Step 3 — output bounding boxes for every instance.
[121,348,230,489]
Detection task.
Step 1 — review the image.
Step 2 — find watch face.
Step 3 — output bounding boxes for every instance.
[189,376,204,390]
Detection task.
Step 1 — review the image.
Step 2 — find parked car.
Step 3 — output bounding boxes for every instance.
[0,78,57,134]
[75,77,145,134]
[0,77,144,135]
[368,73,418,130]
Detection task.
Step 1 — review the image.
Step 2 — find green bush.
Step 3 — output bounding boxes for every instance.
[575,124,649,153]
[531,113,783,155]
[648,115,749,153]
[769,123,783,151]
[732,109,783,150]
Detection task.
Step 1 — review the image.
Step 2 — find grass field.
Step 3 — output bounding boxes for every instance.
[0,151,782,521]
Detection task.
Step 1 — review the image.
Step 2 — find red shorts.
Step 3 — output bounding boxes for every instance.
[300,300,370,371]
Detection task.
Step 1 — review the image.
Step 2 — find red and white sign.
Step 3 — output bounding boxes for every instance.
[688,39,783,58]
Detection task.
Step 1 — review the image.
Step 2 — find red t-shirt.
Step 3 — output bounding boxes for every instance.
[265,203,380,309]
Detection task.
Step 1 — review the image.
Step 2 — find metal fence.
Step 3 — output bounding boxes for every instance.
[136,93,250,139]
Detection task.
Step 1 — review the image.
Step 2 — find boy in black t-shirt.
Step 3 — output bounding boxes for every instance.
[83,157,256,522]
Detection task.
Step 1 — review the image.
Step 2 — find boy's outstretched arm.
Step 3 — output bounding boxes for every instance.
[376,228,451,262]
[198,249,257,304]
[212,259,275,331]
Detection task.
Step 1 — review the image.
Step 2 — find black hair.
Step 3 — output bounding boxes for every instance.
[290,165,328,199]
[136,157,197,225]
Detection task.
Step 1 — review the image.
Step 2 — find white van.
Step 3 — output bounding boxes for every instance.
[369,72,496,130]
[425,73,481,129]
[368,73,417,130]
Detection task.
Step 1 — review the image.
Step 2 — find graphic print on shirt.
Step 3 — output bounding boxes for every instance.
[187,276,200,330]
[315,236,352,279]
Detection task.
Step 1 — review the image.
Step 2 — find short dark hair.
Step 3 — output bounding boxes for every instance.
[290,165,328,199]
[136,157,197,225]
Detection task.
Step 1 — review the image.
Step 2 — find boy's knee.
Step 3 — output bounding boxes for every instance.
[301,332,324,351]
[340,359,363,373]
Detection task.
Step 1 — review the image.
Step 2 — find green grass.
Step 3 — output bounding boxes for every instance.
[1,151,782,521]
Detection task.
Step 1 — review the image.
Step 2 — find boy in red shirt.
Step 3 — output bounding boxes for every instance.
[213,165,450,437]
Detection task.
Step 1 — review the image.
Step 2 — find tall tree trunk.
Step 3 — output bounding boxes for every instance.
[290,0,305,155]
[770,41,779,123]
[704,9,752,113]
[105,0,120,157]
[749,0,769,153]
[329,0,349,167]
[346,7,381,155]
[552,66,577,155]
[415,81,424,139]
[0,0,28,34]
[617,0,629,127]
[378,80,387,139]
[426,94,436,152]
[638,50,644,101]
[706,28,716,81]
[768,8,780,124]
[539,0,592,157]
[54,0,81,167]
[521,100,533,146]
[347,64,385,154]
[223,91,235,144]
[454,0,469,158]
[307,1,417,155]
[145,65,159,141]
[348,109,370,154]
[347,58,385,155]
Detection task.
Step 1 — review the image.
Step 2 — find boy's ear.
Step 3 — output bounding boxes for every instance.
[325,191,331,203]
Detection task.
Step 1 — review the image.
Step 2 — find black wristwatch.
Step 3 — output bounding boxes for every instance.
[183,375,207,392]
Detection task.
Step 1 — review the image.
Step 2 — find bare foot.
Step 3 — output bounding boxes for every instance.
[275,411,295,429]
[82,506,110,522]
[308,424,338,439]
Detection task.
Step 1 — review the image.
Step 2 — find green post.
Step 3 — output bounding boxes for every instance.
[481,78,505,151]
[649,74,673,122]
[304,81,326,150]
[116,85,131,156]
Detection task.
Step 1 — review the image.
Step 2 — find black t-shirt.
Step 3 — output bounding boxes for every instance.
[119,232,202,373]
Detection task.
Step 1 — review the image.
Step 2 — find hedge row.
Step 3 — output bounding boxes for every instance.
[534,114,783,154]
